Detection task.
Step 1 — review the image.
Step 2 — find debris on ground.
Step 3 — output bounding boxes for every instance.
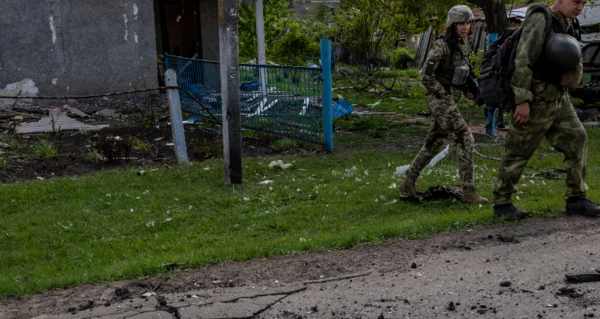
[268,160,293,169]
[399,185,463,202]
[565,273,600,283]
[16,108,109,134]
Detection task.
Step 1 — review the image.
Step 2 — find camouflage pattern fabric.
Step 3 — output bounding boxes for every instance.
[423,38,470,92]
[510,3,582,105]
[405,92,476,191]
[493,5,587,205]
[493,94,588,205]
[407,35,476,191]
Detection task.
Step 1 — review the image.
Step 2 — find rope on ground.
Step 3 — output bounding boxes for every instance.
[473,149,501,161]
[0,85,222,125]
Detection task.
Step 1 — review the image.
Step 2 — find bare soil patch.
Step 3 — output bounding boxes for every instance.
[0,100,312,183]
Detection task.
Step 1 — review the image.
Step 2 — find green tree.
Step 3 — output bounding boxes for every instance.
[314,2,333,24]
[270,20,320,66]
[237,0,291,60]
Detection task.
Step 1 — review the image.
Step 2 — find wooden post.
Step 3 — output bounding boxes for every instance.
[218,0,243,184]
[165,69,189,164]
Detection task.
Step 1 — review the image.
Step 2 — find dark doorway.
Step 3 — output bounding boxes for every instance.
[155,0,202,58]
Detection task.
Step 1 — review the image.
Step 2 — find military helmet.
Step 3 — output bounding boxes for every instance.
[545,33,581,71]
[445,5,474,28]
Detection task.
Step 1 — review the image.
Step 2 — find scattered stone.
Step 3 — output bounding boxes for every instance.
[410,262,417,269]
[447,301,456,311]
[496,234,518,243]
[115,287,130,297]
[311,305,318,312]
[500,281,512,287]
[67,307,77,313]
[78,300,94,311]
[556,286,584,298]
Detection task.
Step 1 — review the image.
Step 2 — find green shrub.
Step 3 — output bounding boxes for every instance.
[469,49,485,78]
[393,48,415,70]
[270,21,320,66]
[84,148,103,162]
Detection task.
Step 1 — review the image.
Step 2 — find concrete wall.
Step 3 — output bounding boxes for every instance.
[0,0,158,98]
[199,0,219,61]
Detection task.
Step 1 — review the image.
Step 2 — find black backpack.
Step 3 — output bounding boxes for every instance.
[477,7,578,112]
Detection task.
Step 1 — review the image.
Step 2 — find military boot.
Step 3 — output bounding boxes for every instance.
[493,204,529,220]
[462,190,489,204]
[566,195,600,217]
[398,177,417,195]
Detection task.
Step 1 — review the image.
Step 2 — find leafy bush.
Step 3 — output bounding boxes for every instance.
[393,48,415,70]
[469,49,485,78]
[84,148,103,162]
[270,21,320,66]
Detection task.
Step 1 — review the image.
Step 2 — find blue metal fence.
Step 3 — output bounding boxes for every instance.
[164,54,326,145]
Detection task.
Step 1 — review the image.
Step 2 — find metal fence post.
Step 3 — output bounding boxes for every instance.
[320,39,333,152]
[165,69,189,164]
[219,0,243,184]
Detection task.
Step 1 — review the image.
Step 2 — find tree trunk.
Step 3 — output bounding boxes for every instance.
[468,0,508,34]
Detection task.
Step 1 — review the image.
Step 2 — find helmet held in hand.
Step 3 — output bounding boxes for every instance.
[545,33,581,71]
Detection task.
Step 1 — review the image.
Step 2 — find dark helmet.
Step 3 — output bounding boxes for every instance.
[545,33,581,71]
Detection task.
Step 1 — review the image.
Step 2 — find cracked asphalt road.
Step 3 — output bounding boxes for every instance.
[2,216,600,319]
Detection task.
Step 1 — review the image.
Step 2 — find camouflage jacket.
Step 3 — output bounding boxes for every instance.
[421,37,470,96]
[511,3,583,105]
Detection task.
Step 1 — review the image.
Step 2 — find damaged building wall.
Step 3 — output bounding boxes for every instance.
[0,0,158,98]
[199,0,219,61]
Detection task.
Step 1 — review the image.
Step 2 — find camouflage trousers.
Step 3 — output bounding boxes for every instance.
[493,94,588,205]
[405,92,476,191]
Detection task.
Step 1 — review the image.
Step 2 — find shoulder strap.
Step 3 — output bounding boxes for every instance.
[524,6,554,39]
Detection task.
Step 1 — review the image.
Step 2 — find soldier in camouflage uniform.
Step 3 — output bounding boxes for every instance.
[492,0,600,219]
[399,5,488,204]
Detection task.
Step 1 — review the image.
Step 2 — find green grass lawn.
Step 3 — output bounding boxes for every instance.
[2,68,600,298]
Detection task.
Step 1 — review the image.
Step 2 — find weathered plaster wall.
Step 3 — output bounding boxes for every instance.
[199,0,219,61]
[0,0,158,98]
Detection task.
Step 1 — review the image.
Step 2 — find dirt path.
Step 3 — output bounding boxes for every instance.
[2,216,600,319]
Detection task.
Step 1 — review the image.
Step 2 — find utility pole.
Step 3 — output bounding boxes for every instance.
[255,0,268,100]
[218,0,243,184]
